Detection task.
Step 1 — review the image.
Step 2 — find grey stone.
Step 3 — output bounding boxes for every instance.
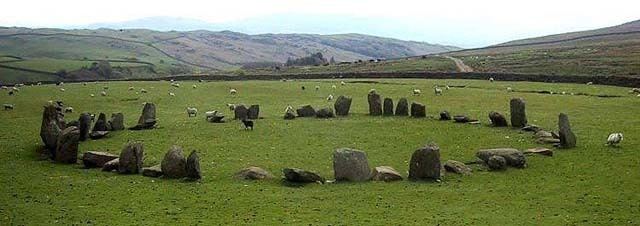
[367,92,382,116]
[296,105,316,117]
[102,158,119,172]
[537,137,560,144]
[558,113,577,149]
[54,126,80,164]
[40,103,66,156]
[247,105,260,119]
[395,98,409,116]
[383,98,394,116]
[92,113,109,132]
[109,113,124,131]
[284,108,296,120]
[410,102,426,118]
[439,111,451,120]
[89,131,109,140]
[371,166,403,182]
[186,151,201,180]
[234,104,248,120]
[78,113,91,141]
[316,108,335,118]
[142,165,163,178]
[476,148,526,168]
[489,111,508,127]
[510,98,527,127]
[235,167,273,180]
[453,115,472,123]
[67,120,79,128]
[444,160,472,175]
[118,142,144,174]
[408,143,441,181]
[523,147,554,156]
[82,151,118,168]
[161,145,187,179]
[487,155,507,170]
[333,148,371,182]
[534,130,554,138]
[283,168,325,183]
[334,96,352,116]
[129,103,156,130]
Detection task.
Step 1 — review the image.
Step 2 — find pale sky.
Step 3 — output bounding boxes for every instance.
[1,0,639,47]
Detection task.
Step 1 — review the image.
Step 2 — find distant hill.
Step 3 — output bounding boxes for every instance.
[0,26,459,83]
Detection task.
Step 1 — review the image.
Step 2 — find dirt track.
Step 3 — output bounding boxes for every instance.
[444,56,473,72]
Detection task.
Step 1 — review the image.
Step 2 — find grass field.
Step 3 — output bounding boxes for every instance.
[1,79,639,224]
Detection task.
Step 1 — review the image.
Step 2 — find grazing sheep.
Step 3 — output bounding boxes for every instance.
[586,82,593,85]
[60,88,66,92]
[327,94,334,101]
[64,107,74,113]
[3,104,14,110]
[140,88,148,93]
[186,107,198,117]
[315,85,320,91]
[198,79,203,83]
[227,104,236,111]
[205,110,217,119]
[100,91,107,96]
[561,91,566,95]
[170,79,175,82]
[630,88,640,94]
[412,89,421,96]
[192,84,197,89]
[341,81,346,86]
[241,119,254,130]
[128,86,134,91]
[90,94,95,97]
[229,89,237,95]
[1,86,7,90]
[369,89,377,94]
[507,87,513,92]
[169,92,175,97]
[36,82,42,86]
[12,87,19,92]
[58,82,64,86]
[606,133,623,146]
[332,85,337,89]
[434,87,443,95]
[90,114,96,121]
[171,83,180,88]
[284,105,293,112]
[445,85,450,90]
[489,77,495,82]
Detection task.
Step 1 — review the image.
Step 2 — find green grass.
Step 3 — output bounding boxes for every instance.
[1,79,639,224]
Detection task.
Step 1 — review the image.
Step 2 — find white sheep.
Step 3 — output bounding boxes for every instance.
[284,105,293,112]
[507,87,513,92]
[332,85,337,89]
[192,84,197,89]
[434,87,443,95]
[315,85,320,91]
[586,82,593,85]
[60,88,65,92]
[3,104,14,110]
[64,107,74,113]
[36,82,42,86]
[489,77,495,82]
[169,92,175,97]
[171,83,180,88]
[12,87,20,92]
[140,88,148,93]
[90,94,95,97]
[630,88,640,94]
[227,103,236,111]
[327,94,334,101]
[445,85,450,90]
[128,86,134,91]
[561,91,566,95]
[229,89,237,95]
[412,89,421,96]
[186,107,198,117]
[341,81,346,86]
[100,91,107,96]
[0,86,7,90]
[606,133,623,146]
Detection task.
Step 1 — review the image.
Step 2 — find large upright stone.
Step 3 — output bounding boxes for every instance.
[234,104,248,120]
[40,103,66,155]
[109,113,125,131]
[410,102,426,118]
[296,105,316,117]
[367,92,382,116]
[186,151,201,180]
[333,148,371,182]
[54,126,80,164]
[408,143,441,181]
[161,145,187,179]
[510,98,527,127]
[129,103,156,130]
[334,96,352,116]
[247,105,260,119]
[489,111,508,127]
[383,98,394,116]
[395,98,409,116]
[476,148,526,168]
[78,113,91,141]
[558,113,577,149]
[118,142,144,174]
[92,113,110,132]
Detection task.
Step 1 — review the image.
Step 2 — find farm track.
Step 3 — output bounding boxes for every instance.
[444,56,473,72]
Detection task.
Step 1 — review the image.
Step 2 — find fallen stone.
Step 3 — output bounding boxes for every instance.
[283,168,325,183]
[316,108,335,118]
[371,166,403,182]
[142,165,163,178]
[523,147,554,156]
[296,105,316,117]
[476,148,526,168]
[102,158,119,172]
[444,160,472,175]
[487,155,507,171]
[82,151,118,168]
[235,167,273,180]
[89,131,109,140]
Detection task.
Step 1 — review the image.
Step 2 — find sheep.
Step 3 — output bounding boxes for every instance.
[445,85,450,90]
[90,114,96,121]
[3,104,14,110]
[58,82,64,86]
[128,86,134,91]
[630,88,640,94]
[56,100,64,106]
[332,85,337,89]
[489,77,494,82]
[284,105,293,112]
[1,86,7,90]
[140,88,148,93]
[192,84,197,89]
[60,88,66,92]
[434,87,443,95]
[586,82,593,85]
[171,83,180,88]
[36,82,42,86]
[341,81,346,86]
[100,91,107,96]
[82,82,86,86]
[64,107,74,113]
[507,87,513,92]
[327,94,334,101]
[606,133,623,146]
[12,87,19,92]
[90,94,95,97]
[561,91,567,95]
[412,89,421,96]
[229,89,237,95]
[315,85,320,91]
[205,110,217,119]
[227,104,236,111]
[186,107,198,117]
[169,92,175,97]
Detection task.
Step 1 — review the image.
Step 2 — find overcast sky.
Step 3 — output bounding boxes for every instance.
[1,0,638,48]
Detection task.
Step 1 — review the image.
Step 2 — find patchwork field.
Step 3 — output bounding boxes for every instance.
[1,79,639,224]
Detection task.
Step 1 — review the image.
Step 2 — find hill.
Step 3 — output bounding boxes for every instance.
[0,27,459,83]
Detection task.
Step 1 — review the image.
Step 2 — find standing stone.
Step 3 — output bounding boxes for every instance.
[487,156,507,170]
[186,151,201,180]
[247,105,260,119]
[129,103,156,130]
[371,166,403,182]
[510,98,527,127]
[118,142,144,174]
[408,143,441,181]
[333,148,371,182]
[161,145,188,179]
[234,104,248,120]
[54,126,80,164]
[383,98,394,116]
[476,148,526,168]
[92,113,109,132]
[78,113,91,141]
[40,103,66,155]
[489,111,509,127]
[283,168,325,183]
[444,160,472,175]
[316,108,335,118]
[82,151,119,168]
[558,113,577,148]
[367,91,382,116]
[296,105,316,117]
[410,102,426,118]
[395,98,409,116]
[109,113,125,131]
[334,95,352,116]
[284,108,296,120]
[440,111,452,120]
